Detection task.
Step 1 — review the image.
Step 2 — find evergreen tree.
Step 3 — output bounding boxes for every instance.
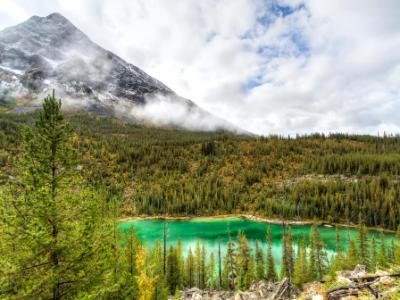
[395,226,400,265]
[255,240,265,280]
[388,240,396,264]
[114,225,140,299]
[200,245,207,289]
[148,241,168,300]
[207,252,216,290]
[137,247,157,300]
[266,226,277,282]
[370,236,377,271]
[0,93,111,299]
[176,241,184,289]
[194,240,205,288]
[377,230,387,268]
[166,246,180,294]
[236,232,254,290]
[218,240,222,288]
[308,225,317,280]
[314,226,328,279]
[185,248,195,288]
[293,237,307,288]
[346,237,358,270]
[335,225,341,254]
[222,237,236,290]
[357,216,369,266]
[281,226,294,280]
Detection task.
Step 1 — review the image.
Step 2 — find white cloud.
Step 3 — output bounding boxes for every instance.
[1,0,400,135]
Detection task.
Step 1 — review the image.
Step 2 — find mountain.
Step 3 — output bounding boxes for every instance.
[0,13,240,132]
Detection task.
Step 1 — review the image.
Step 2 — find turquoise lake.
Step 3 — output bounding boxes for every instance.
[120,217,395,269]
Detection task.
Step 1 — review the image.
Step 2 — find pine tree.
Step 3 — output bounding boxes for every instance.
[395,226,400,265]
[357,215,369,266]
[266,226,277,282]
[377,230,387,268]
[200,245,207,289]
[194,240,204,288]
[185,248,195,288]
[223,237,236,290]
[281,226,294,280]
[137,247,156,300]
[370,236,377,271]
[388,240,396,264]
[346,237,358,270]
[207,252,216,290]
[314,226,328,279]
[308,225,317,280]
[293,237,307,288]
[117,225,140,299]
[255,240,265,280]
[148,241,168,300]
[236,232,254,290]
[335,225,341,254]
[218,240,222,288]
[176,241,184,289]
[166,246,180,294]
[330,225,344,272]
[0,92,111,299]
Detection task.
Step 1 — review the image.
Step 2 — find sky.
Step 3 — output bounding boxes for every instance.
[1,0,400,135]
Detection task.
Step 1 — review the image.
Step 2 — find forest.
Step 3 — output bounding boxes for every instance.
[2,101,400,230]
[1,96,400,299]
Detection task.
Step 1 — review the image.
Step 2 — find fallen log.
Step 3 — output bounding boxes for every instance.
[349,273,400,283]
[326,279,380,300]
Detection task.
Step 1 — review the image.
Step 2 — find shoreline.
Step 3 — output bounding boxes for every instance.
[119,214,396,233]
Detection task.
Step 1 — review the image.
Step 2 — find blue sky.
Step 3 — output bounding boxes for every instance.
[1,0,400,135]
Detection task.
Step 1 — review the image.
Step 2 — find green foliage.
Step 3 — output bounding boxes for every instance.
[0,93,113,299]
[293,237,307,288]
[236,232,254,290]
[266,226,277,282]
[255,240,265,280]
[281,226,294,280]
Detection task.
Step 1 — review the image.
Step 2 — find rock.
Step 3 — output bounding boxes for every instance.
[351,265,367,278]
[175,279,298,300]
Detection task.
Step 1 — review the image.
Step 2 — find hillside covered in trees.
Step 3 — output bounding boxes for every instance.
[2,105,400,230]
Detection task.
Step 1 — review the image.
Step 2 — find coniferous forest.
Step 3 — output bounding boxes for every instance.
[1,96,400,299]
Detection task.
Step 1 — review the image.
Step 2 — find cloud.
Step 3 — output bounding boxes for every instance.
[129,94,240,132]
[1,0,400,135]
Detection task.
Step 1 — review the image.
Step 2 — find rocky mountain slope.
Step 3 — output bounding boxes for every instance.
[0,13,237,132]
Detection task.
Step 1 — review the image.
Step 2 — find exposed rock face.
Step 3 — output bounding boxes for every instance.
[0,13,172,106]
[173,279,297,300]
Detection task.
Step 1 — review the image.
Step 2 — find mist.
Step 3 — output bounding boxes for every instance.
[128,93,242,133]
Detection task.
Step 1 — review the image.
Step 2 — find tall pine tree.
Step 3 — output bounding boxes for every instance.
[0,92,111,299]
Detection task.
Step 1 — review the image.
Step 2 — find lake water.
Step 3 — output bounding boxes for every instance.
[120,217,395,269]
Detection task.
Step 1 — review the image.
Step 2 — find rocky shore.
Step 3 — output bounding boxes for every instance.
[171,279,297,300]
[170,266,400,300]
